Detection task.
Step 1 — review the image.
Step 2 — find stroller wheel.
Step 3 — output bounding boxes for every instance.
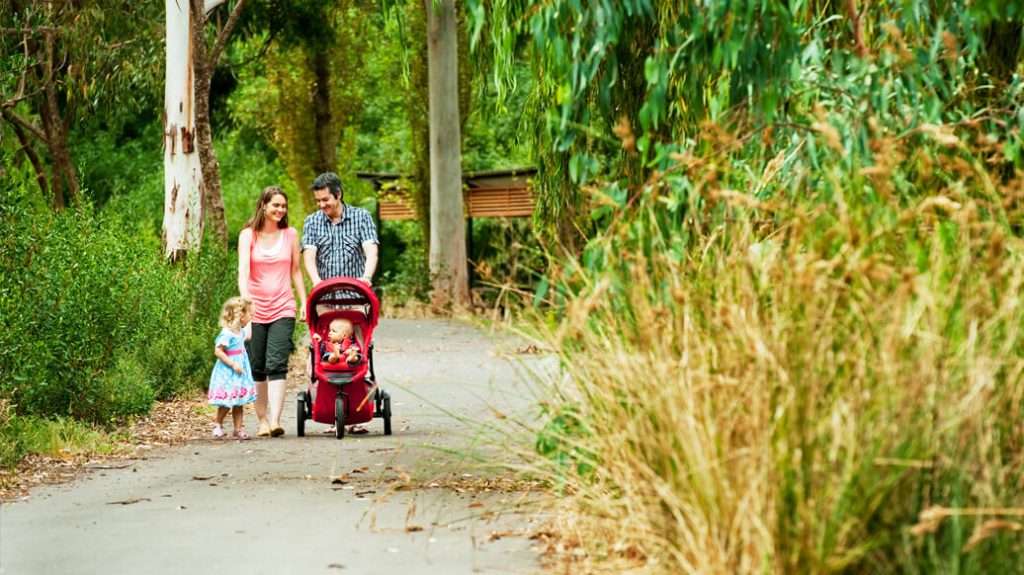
[383,395,392,436]
[335,396,346,440]
[296,392,307,437]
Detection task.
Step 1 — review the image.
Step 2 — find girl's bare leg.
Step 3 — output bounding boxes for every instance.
[213,407,229,438]
[231,406,243,432]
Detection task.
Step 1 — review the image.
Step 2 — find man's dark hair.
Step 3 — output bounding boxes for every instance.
[311,172,343,199]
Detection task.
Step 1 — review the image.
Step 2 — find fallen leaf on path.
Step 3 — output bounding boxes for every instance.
[107,497,150,505]
[468,502,484,509]
[192,475,215,481]
[355,490,376,497]
[330,475,349,485]
[86,463,133,470]
[405,525,424,533]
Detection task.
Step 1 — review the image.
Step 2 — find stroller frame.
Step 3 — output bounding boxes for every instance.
[296,277,392,439]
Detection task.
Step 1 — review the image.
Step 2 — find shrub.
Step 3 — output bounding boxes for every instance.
[376,220,431,306]
[0,178,234,425]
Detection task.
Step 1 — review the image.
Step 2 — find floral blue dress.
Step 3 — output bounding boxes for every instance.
[208,328,257,407]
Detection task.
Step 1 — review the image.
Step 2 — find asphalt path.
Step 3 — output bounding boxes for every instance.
[0,319,546,575]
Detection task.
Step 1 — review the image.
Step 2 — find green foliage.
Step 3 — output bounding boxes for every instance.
[227,1,370,215]
[376,221,431,303]
[471,0,1024,247]
[0,399,123,469]
[469,217,546,307]
[0,177,234,425]
[217,132,294,241]
[73,125,163,209]
[535,403,594,479]
[0,1,163,124]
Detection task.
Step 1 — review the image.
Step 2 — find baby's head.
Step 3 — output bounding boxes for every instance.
[219,296,252,330]
[327,318,354,342]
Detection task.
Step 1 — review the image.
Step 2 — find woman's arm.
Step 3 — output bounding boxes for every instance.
[237,228,252,298]
[290,228,307,320]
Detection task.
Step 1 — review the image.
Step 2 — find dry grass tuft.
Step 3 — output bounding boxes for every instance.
[520,123,1024,572]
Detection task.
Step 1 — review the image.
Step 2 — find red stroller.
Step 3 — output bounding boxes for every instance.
[297,277,392,439]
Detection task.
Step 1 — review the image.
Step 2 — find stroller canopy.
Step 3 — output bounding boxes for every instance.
[306,277,380,330]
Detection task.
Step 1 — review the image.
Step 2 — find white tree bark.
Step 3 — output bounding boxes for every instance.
[163,0,204,258]
[426,0,469,308]
[204,0,228,13]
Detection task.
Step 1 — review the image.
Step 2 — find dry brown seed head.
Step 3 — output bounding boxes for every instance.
[941,31,959,64]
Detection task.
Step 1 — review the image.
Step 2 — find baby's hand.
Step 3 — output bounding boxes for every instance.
[312,333,322,343]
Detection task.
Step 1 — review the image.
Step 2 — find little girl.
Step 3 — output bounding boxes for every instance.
[208,297,257,439]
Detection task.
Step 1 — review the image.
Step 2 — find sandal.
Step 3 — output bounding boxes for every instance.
[234,429,251,441]
[212,426,226,439]
[256,422,271,437]
[348,425,369,435]
[270,426,285,437]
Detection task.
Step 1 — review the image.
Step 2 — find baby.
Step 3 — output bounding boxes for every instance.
[312,318,362,366]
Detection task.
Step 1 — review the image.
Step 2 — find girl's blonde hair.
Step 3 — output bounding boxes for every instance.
[219,296,252,329]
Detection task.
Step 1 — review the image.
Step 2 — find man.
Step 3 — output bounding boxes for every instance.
[302,172,379,287]
[302,171,379,434]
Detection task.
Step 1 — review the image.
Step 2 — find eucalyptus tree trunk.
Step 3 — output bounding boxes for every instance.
[163,0,204,259]
[190,0,225,249]
[425,0,469,308]
[189,0,246,250]
[311,50,336,176]
[37,29,78,209]
[406,0,471,247]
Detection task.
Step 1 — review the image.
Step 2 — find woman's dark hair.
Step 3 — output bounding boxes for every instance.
[311,172,343,200]
[246,186,289,232]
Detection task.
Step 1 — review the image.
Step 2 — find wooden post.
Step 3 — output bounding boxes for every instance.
[466,216,474,289]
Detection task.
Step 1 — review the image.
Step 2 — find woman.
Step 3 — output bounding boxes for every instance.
[238,186,307,437]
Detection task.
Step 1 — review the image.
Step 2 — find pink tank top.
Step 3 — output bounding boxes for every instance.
[248,227,297,323]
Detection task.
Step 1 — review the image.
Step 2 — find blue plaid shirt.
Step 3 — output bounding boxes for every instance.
[301,205,379,280]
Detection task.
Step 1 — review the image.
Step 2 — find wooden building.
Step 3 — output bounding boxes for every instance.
[356,167,536,222]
